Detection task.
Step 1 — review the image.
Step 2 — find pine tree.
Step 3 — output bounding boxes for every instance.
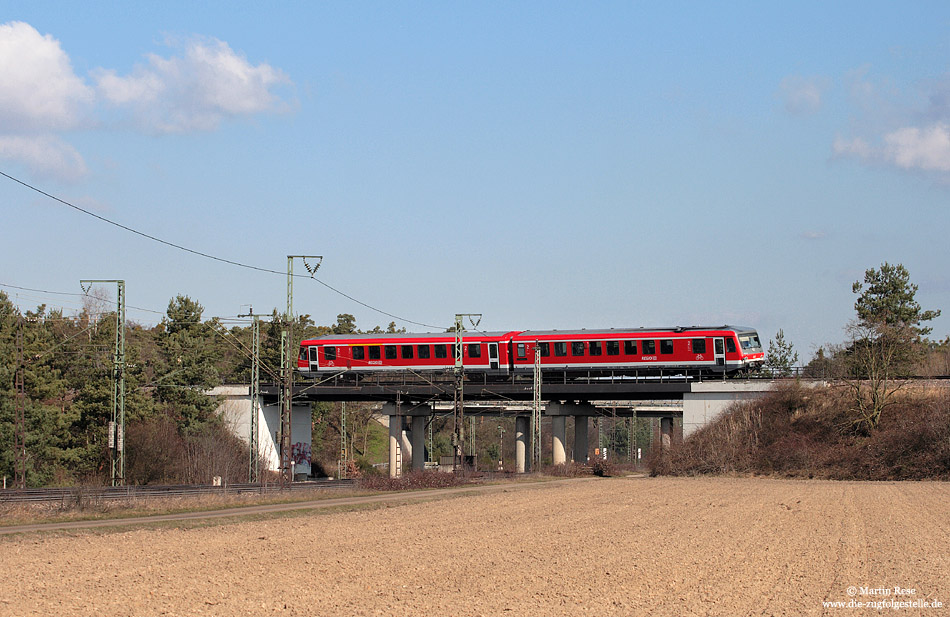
[766,329,799,377]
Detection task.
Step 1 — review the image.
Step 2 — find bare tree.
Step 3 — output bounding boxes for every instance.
[844,319,914,432]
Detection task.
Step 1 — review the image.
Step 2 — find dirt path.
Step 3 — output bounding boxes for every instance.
[1,476,947,616]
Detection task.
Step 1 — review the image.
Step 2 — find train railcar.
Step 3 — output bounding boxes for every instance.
[297,331,518,377]
[298,325,764,378]
[507,326,764,375]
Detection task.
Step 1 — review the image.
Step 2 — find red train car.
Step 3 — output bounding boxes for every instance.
[298,325,764,377]
[507,326,764,375]
[297,331,519,375]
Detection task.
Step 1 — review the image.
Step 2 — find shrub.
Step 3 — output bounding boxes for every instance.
[650,384,950,481]
[357,469,470,491]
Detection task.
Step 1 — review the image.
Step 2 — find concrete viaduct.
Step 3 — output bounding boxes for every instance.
[263,374,776,477]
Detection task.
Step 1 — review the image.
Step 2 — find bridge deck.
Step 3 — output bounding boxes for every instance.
[263,371,710,403]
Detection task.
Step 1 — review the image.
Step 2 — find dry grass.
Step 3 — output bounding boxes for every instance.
[652,382,950,480]
[0,486,370,527]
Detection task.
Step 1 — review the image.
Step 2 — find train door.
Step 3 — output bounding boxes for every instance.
[713,338,725,368]
[488,343,499,370]
[308,345,319,371]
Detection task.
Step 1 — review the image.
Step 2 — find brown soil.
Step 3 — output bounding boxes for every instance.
[2,476,948,616]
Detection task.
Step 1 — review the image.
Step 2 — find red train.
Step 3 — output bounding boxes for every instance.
[297,325,765,377]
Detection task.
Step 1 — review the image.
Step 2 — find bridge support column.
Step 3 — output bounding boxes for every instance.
[382,402,432,478]
[411,415,426,471]
[545,402,596,466]
[388,414,401,477]
[574,416,588,463]
[660,417,672,450]
[552,416,566,466]
[515,415,528,473]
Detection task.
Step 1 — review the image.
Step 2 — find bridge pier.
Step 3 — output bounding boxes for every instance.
[574,416,588,464]
[660,417,672,449]
[515,416,528,473]
[552,416,567,465]
[546,402,597,467]
[411,415,426,471]
[382,402,432,478]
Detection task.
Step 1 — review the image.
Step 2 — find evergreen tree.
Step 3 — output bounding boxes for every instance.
[766,329,799,377]
[156,296,220,433]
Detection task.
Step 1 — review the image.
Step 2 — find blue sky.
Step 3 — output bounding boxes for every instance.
[1,2,949,360]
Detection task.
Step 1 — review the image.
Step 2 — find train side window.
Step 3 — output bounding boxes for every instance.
[539,342,550,357]
[589,341,602,356]
[606,340,620,356]
[324,346,336,361]
[726,338,737,353]
[309,347,318,361]
[352,346,365,360]
[692,339,706,354]
[385,345,397,359]
[660,340,674,355]
[401,345,414,359]
[624,340,637,355]
[572,342,585,356]
[418,345,430,359]
[369,346,381,360]
[517,343,526,359]
[554,342,567,357]
[434,344,447,358]
[642,340,656,355]
[468,343,481,358]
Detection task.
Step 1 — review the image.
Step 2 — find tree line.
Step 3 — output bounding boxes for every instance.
[0,287,396,487]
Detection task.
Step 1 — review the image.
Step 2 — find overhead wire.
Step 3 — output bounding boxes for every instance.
[1,169,447,330]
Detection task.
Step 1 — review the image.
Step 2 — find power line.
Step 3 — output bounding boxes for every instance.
[1,169,445,330]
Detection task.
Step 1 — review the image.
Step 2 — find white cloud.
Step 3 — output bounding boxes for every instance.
[0,134,87,181]
[883,123,950,172]
[833,123,950,174]
[94,37,292,134]
[779,75,829,115]
[0,21,93,133]
[832,135,872,159]
[0,21,293,181]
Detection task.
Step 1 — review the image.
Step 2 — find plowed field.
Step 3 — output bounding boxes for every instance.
[2,476,948,616]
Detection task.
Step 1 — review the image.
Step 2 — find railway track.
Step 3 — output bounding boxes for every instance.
[0,479,357,504]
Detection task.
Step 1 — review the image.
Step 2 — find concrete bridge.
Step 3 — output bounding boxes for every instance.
[376,380,774,476]
[260,375,777,477]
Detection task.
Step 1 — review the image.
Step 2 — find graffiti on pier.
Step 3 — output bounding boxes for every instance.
[291,442,311,464]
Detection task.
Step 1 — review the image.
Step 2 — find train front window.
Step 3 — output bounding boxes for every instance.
[739,334,762,351]
[352,346,365,360]
[324,346,336,361]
